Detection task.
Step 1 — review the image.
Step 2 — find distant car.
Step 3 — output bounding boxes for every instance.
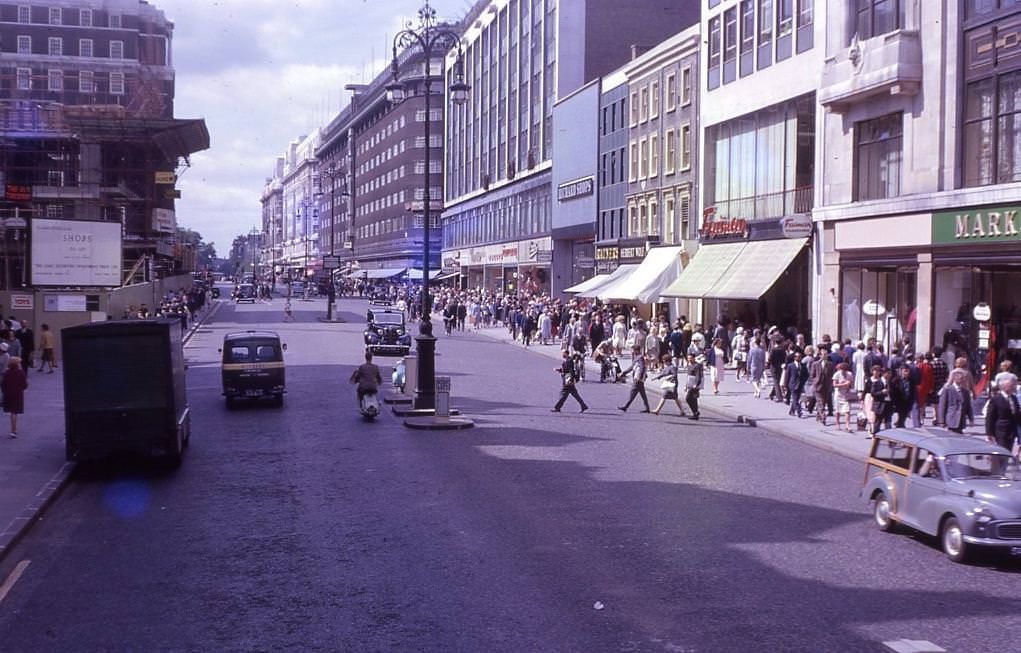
[234,284,256,304]
[364,308,412,356]
[863,428,1021,563]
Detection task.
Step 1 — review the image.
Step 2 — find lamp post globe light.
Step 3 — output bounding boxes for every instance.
[388,2,468,412]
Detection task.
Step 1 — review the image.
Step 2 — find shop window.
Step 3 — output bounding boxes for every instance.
[855,0,903,41]
[708,15,722,90]
[855,113,903,201]
[841,268,916,350]
[758,0,774,69]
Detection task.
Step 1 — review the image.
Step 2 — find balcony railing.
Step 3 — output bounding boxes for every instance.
[711,186,814,221]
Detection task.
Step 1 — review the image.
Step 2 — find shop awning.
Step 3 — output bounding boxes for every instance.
[661,242,745,299]
[575,264,639,298]
[406,269,444,280]
[704,238,807,300]
[433,270,460,282]
[363,267,406,279]
[598,246,685,304]
[563,273,610,294]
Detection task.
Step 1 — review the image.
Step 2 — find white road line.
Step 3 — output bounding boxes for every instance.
[883,639,946,653]
[0,559,30,604]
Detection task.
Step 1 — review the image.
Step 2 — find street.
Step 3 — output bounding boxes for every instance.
[1,297,1020,652]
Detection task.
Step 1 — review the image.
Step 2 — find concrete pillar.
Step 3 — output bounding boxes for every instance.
[817,225,841,341]
[915,252,934,353]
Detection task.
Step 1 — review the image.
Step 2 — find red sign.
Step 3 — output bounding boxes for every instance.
[700,218,749,240]
[5,185,32,202]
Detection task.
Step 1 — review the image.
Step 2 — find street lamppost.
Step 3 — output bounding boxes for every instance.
[318,163,349,321]
[387,1,469,411]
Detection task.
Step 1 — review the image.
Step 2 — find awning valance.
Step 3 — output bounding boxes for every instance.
[563,273,609,294]
[598,246,685,304]
[363,267,406,279]
[407,269,444,280]
[705,238,806,300]
[575,264,639,298]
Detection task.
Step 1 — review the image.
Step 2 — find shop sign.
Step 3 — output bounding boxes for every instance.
[618,239,649,264]
[152,208,176,233]
[154,172,177,185]
[577,256,595,269]
[863,300,887,316]
[4,184,31,202]
[501,245,518,265]
[485,244,504,265]
[933,207,1021,244]
[595,244,619,274]
[469,247,486,264]
[10,294,33,310]
[518,237,552,263]
[780,215,813,239]
[537,250,553,264]
[556,176,595,202]
[442,254,460,269]
[973,302,992,322]
[700,217,750,241]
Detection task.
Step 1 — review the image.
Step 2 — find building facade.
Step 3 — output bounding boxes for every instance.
[442,0,700,295]
[663,0,824,332]
[815,0,1021,374]
[278,132,320,280]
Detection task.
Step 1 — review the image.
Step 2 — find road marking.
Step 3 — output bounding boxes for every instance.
[0,559,30,604]
[883,640,946,653]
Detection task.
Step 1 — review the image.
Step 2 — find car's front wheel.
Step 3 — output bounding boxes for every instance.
[873,492,895,532]
[941,516,971,563]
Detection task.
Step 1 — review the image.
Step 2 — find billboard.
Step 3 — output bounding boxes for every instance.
[31,219,122,287]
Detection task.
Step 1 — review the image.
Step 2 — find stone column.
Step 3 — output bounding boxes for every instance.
[915,252,934,353]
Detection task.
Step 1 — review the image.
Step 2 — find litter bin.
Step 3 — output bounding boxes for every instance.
[435,376,451,417]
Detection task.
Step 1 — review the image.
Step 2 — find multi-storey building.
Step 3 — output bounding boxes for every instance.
[315,44,446,280]
[595,69,629,273]
[260,157,284,282]
[278,132,320,279]
[814,0,1021,369]
[442,0,699,295]
[0,1,206,289]
[664,0,823,331]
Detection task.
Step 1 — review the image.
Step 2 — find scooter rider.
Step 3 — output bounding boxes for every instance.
[350,350,383,403]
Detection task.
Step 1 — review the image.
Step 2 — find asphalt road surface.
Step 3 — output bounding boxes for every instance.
[1,296,1020,652]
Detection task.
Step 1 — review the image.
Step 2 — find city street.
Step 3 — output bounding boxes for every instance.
[0,296,1020,652]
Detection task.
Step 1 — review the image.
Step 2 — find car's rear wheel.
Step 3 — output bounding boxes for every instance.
[873,493,895,532]
[941,516,971,563]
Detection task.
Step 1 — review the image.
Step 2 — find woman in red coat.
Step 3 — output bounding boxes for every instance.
[3,357,27,438]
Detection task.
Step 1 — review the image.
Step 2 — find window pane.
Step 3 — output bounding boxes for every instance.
[964,119,995,186]
[874,0,898,35]
[966,78,994,120]
[998,113,1021,183]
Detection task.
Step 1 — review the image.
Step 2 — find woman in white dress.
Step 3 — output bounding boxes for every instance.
[852,342,868,397]
[710,337,726,394]
[611,315,627,355]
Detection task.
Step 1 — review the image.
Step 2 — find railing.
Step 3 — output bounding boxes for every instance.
[710,186,813,220]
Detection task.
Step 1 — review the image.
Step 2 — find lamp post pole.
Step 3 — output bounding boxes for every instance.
[388,1,469,411]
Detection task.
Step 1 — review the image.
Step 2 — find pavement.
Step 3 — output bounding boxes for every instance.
[461,322,990,462]
[0,299,221,564]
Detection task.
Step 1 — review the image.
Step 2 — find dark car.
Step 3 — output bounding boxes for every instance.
[234,283,256,304]
[364,308,412,356]
[221,331,286,407]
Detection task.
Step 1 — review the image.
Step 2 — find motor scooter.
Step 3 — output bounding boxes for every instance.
[359,391,380,421]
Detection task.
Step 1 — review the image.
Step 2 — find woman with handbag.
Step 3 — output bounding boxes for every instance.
[651,354,685,416]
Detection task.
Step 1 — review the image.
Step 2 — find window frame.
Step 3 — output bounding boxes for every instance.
[856,0,902,41]
[47,68,63,92]
[16,67,31,90]
[854,112,904,201]
[109,71,125,95]
[680,123,692,172]
[649,133,660,178]
[48,37,62,57]
[681,65,692,106]
[17,5,31,23]
[630,91,639,127]
[629,140,639,181]
[666,72,677,112]
[80,8,93,27]
[650,80,660,119]
[79,39,94,58]
[17,35,32,55]
[110,40,125,60]
[639,137,649,179]
[665,128,677,175]
[109,13,122,28]
[640,86,649,122]
[48,6,61,25]
[708,15,722,90]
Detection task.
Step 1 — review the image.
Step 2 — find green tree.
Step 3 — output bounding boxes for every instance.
[177,227,217,270]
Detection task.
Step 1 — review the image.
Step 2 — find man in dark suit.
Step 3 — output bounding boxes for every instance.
[786,352,808,417]
[985,377,1020,450]
[552,350,588,413]
[891,365,917,429]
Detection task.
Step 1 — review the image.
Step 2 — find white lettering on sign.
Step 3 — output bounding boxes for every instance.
[954,211,1020,239]
[557,177,595,202]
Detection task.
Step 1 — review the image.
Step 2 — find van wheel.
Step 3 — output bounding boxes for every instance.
[873,493,895,532]
[942,516,971,563]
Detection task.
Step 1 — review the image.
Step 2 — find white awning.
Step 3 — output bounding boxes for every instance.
[705,238,807,300]
[563,273,609,294]
[406,269,444,280]
[363,267,407,279]
[660,242,745,299]
[598,246,685,304]
[575,264,639,298]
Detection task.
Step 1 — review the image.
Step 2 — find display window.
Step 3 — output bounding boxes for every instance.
[840,267,916,349]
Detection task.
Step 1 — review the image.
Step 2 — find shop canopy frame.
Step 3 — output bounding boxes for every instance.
[361,267,407,279]
[597,246,685,304]
[661,239,807,300]
[407,269,445,280]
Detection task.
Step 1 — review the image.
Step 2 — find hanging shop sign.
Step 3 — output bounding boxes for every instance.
[556,176,595,202]
[4,185,32,202]
[154,172,177,185]
[973,302,992,322]
[933,206,1021,244]
[595,244,619,274]
[780,215,814,239]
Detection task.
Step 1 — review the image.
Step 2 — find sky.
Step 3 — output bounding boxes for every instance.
[158,0,472,257]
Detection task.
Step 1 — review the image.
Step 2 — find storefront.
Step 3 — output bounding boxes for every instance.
[663,215,812,331]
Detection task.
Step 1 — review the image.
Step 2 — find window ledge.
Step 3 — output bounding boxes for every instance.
[819,30,922,112]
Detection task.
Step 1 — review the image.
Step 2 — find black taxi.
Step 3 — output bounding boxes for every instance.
[220,330,287,408]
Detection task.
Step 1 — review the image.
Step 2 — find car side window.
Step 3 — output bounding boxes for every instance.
[873,438,913,470]
[914,448,941,479]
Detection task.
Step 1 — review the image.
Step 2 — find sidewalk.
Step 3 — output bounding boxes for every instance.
[462,322,988,463]
[0,300,221,563]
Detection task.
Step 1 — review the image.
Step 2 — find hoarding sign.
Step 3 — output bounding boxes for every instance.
[31,219,122,287]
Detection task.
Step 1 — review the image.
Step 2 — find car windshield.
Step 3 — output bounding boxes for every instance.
[374,313,403,325]
[944,453,1021,480]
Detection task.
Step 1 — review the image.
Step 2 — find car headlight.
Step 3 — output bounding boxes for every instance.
[366,333,379,343]
[974,505,996,522]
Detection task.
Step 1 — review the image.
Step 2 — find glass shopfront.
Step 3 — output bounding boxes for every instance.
[934,266,1021,372]
[840,267,916,349]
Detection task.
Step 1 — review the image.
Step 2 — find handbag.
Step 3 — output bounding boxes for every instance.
[660,378,677,391]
